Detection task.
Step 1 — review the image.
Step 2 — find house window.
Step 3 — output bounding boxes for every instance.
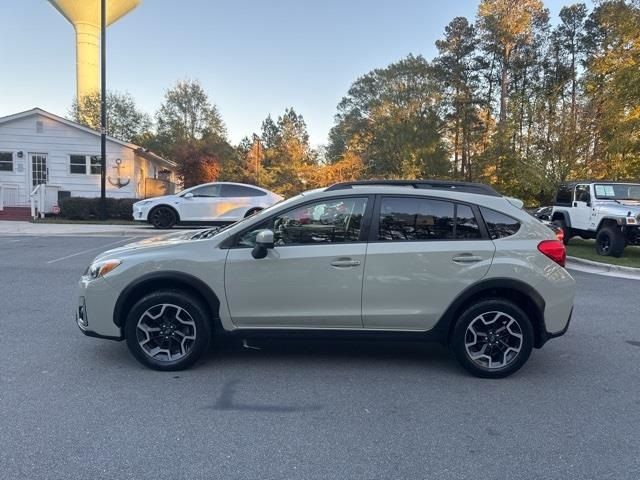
[70,155,87,174]
[70,155,102,175]
[90,156,102,175]
[0,152,13,172]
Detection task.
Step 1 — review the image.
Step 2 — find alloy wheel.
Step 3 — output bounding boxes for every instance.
[136,304,197,362]
[464,311,523,369]
[151,207,174,228]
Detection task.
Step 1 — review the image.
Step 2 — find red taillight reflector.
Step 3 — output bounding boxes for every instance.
[538,240,566,267]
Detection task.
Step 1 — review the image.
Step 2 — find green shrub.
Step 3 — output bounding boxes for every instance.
[59,197,136,221]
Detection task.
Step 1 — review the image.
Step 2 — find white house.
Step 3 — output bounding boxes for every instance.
[0,108,177,213]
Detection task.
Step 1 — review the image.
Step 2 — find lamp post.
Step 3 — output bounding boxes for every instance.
[253,134,261,186]
[99,0,107,220]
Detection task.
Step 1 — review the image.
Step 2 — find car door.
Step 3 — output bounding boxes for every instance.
[571,184,595,230]
[224,196,371,328]
[179,184,221,221]
[362,195,495,331]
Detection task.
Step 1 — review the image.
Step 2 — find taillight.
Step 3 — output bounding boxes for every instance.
[538,240,566,267]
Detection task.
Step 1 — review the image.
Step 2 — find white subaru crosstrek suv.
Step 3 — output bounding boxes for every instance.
[132,182,283,229]
[77,180,575,378]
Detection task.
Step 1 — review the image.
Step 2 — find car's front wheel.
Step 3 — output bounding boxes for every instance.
[595,226,625,257]
[451,299,534,379]
[125,290,212,371]
[149,206,177,229]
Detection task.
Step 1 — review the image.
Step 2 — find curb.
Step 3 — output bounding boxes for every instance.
[567,255,640,278]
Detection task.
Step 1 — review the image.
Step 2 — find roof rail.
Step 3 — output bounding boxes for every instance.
[325,180,502,197]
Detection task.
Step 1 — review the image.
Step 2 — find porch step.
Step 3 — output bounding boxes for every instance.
[0,207,32,221]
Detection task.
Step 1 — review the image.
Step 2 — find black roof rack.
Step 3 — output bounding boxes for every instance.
[325,180,502,197]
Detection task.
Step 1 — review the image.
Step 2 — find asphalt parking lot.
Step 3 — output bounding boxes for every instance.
[1,235,639,480]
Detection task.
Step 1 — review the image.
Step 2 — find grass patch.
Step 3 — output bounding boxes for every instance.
[31,217,137,226]
[566,238,640,268]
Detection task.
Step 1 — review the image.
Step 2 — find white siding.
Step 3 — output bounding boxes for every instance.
[0,113,140,205]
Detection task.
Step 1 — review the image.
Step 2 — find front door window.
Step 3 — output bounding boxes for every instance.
[31,153,47,186]
[238,197,368,247]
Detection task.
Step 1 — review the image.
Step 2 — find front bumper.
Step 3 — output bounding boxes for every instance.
[76,276,124,340]
[133,206,148,222]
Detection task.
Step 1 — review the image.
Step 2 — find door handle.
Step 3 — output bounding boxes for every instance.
[331,258,361,268]
[452,254,483,264]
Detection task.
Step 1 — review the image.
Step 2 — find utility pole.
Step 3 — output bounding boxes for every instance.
[253,134,261,186]
[99,0,107,220]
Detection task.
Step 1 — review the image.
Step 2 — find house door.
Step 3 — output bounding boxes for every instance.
[30,153,48,187]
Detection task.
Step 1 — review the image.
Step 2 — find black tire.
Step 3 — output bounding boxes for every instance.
[451,299,534,379]
[149,206,177,229]
[552,219,571,245]
[244,207,262,218]
[125,290,212,371]
[596,226,625,257]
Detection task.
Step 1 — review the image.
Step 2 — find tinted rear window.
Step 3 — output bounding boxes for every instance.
[221,184,266,197]
[379,197,455,241]
[480,207,521,239]
[456,204,481,239]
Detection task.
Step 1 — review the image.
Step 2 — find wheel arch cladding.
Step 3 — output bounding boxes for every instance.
[149,204,180,222]
[440,278,547,349]
[552,210,571,227]
[113,272,221,334]
[597,217,620,231]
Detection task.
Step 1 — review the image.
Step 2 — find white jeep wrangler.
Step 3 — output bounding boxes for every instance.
[551,181,640,257]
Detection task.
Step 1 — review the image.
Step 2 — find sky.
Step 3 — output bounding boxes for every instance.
[1,0,583,146]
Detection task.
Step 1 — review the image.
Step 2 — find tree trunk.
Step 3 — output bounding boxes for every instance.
[499,47,511,127]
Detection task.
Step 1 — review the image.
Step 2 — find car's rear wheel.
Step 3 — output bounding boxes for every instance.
[451,299,533,379]
[125,290,211,371]
[244,207,262,218]
[149,206,177,229]
[596,226,625,257]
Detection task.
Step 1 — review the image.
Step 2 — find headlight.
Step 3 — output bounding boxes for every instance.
[135,200,152,207]
[87,259,121,279]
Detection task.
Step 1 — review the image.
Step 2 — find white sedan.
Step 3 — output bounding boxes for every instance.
[133,182,283,229]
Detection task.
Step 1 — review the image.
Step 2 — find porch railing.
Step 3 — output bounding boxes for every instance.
[30,184,61,219]
[0,183,20,211]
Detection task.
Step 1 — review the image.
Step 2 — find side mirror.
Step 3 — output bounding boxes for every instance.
[184,192,194,199]
[251,229,275,259]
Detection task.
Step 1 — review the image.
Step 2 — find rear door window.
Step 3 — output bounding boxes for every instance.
[378,197,483,241]
[455,204,481,239]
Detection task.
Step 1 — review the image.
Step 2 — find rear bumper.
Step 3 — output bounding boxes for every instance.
[537,307,572,347]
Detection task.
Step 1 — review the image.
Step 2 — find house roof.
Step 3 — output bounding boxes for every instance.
[0,107,177,168]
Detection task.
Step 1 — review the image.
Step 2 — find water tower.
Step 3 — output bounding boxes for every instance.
[47,0,141,100]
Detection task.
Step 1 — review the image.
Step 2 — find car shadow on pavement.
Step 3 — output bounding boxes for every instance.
[205,337,455,370]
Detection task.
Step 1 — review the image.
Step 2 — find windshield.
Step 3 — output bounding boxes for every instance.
[594,184,640,200]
